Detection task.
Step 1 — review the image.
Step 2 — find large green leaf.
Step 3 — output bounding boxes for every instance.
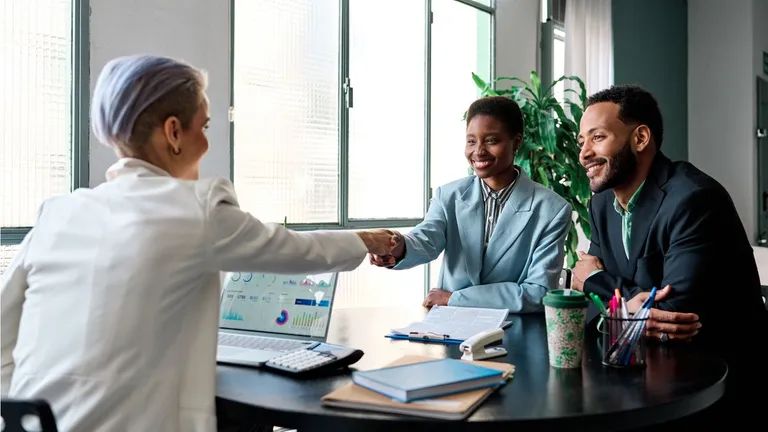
[538,113,557,154]
[530,71,541,96]
[472,72,488,90]
[567,101,584,126]
[536,166,550,187]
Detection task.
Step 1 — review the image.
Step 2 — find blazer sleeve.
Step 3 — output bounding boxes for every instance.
[391,187,448,270]
[586,189,719,316]
[447,202,572,312]
[202,178,367,274]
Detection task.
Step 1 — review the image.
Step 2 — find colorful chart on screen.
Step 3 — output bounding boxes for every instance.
[219,272,336,338]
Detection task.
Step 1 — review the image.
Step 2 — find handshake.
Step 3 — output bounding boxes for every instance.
[356,229,406,268]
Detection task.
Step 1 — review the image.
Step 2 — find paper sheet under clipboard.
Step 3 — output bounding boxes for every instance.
[390,305,509,341]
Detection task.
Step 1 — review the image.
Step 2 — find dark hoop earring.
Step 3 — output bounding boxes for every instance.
[172,147,182,156]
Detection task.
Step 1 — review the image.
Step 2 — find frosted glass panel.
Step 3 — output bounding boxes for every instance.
[553,30,566,103]
[0,244,21,276]
[233,0,340,224]
[347,0,426,219]
[430,0,491,189]
[336,227,424,308]
[1,0,73,227]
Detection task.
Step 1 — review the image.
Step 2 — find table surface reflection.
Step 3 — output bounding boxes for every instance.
[217,306,726,431]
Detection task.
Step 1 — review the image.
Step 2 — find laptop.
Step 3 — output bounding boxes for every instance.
[216,271,339,367]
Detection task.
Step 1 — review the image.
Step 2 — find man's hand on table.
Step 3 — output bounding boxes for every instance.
[627,285,701,342]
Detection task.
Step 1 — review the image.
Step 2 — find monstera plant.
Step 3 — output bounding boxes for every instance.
[469,71,591,268]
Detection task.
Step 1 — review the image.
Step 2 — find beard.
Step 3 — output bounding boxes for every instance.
[589,139,638,193]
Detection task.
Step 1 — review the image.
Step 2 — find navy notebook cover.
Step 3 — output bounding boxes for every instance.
[352,358,505,402]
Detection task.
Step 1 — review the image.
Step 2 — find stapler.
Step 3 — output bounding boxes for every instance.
[459,328,507,361]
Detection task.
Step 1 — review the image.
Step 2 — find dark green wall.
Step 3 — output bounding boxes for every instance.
[612,0,688,161]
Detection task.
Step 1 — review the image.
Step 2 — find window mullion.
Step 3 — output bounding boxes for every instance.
[338,0,351,228]
[424,0,433,294]
[71,0,90,190]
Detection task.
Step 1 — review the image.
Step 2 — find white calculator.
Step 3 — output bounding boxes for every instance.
[264,342,364,377]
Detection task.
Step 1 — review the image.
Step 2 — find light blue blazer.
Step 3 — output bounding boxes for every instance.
[394,173,571,313]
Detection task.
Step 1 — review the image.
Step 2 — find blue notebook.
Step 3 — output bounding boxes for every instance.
[352,358,506,403]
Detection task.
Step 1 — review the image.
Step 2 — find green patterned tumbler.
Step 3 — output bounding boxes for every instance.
[543,289,589,368]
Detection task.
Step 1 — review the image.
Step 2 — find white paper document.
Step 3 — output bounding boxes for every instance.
[391,305,509,341]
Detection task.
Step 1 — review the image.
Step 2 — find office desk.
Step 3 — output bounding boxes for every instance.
[216,307,726,431]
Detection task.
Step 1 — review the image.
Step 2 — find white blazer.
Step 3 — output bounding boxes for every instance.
[0,158,367,432]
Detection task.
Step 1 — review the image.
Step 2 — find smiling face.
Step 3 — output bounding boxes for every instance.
[465,114,518,179]
[578,102,639,193]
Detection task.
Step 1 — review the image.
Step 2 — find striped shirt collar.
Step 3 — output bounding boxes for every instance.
[480,167,520,202]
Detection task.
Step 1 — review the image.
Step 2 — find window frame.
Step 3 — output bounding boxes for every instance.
[229,0,495,296]
[0,0,90,247]
[228,0,494,232]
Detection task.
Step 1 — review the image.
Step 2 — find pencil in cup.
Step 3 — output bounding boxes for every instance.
[597,310,650,368]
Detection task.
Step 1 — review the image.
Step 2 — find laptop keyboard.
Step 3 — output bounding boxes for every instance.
[218,333,311,352]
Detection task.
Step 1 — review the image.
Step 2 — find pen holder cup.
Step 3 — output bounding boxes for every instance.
[598,314,648,368]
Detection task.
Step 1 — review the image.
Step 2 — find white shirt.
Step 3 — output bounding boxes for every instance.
[0,158,367,431]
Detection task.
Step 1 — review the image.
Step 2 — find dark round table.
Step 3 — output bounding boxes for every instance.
[216,307,727,431]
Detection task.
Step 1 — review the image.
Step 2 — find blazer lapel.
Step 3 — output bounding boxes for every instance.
[627,154,670,265]
[455,177,485,286]
[483,174,534,276]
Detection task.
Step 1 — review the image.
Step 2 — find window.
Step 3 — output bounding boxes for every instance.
[232,0,494,304]
[542,0,567,102]
[336,227,424,308]
[430,0,492,191]
[232,0,340,224]
[347,0,426,220]
[0,0,87,275]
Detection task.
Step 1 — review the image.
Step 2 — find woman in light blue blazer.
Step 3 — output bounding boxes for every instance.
[371,96,572,313]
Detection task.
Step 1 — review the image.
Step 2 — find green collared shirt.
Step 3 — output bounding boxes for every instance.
[587,182,645,280]
[613,181,645,258]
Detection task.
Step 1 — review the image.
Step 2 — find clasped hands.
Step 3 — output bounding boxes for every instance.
[573,252,701,342]
[355,229,402,256]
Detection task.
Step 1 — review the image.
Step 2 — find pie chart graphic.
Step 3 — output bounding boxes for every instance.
[275,310,289,326]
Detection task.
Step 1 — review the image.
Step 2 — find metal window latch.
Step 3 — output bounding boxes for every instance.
[757,128,767,138]
[228,107,234,123]
[343,77,353,108]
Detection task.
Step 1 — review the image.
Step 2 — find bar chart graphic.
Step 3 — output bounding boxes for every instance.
[291,311,324,329]
[221,308,244,321]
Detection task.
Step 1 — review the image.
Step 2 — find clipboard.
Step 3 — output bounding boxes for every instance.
[385,306,510,344]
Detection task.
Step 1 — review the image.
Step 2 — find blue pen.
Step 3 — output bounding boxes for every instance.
[620,287,657,365]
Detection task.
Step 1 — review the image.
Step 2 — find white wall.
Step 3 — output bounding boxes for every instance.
[88,0,231,186]
[688,0,760,243]
[495,0,540,80]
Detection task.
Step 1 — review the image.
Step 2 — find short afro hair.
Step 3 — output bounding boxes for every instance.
[466,96,524,139]
[587,84,664,149]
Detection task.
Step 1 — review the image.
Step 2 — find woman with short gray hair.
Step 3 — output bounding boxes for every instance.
[0,54,396,432]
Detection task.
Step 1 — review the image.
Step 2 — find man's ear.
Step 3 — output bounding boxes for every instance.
[634,125,652,152]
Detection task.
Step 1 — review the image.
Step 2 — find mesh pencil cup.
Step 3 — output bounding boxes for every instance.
[598,314,649,368]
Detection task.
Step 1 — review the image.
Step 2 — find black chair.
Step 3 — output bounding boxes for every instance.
[1,399,58,432]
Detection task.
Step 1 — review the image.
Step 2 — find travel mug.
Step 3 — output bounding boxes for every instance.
[543,289,589,368]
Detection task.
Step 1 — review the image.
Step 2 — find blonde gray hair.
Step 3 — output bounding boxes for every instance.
[91,54,207,155]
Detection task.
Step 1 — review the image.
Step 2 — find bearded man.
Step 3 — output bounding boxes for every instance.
[572,84,766,423]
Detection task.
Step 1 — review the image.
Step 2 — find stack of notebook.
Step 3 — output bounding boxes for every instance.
[321,355,515,420]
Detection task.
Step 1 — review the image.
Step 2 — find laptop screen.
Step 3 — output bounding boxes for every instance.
[219,272,338,338]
